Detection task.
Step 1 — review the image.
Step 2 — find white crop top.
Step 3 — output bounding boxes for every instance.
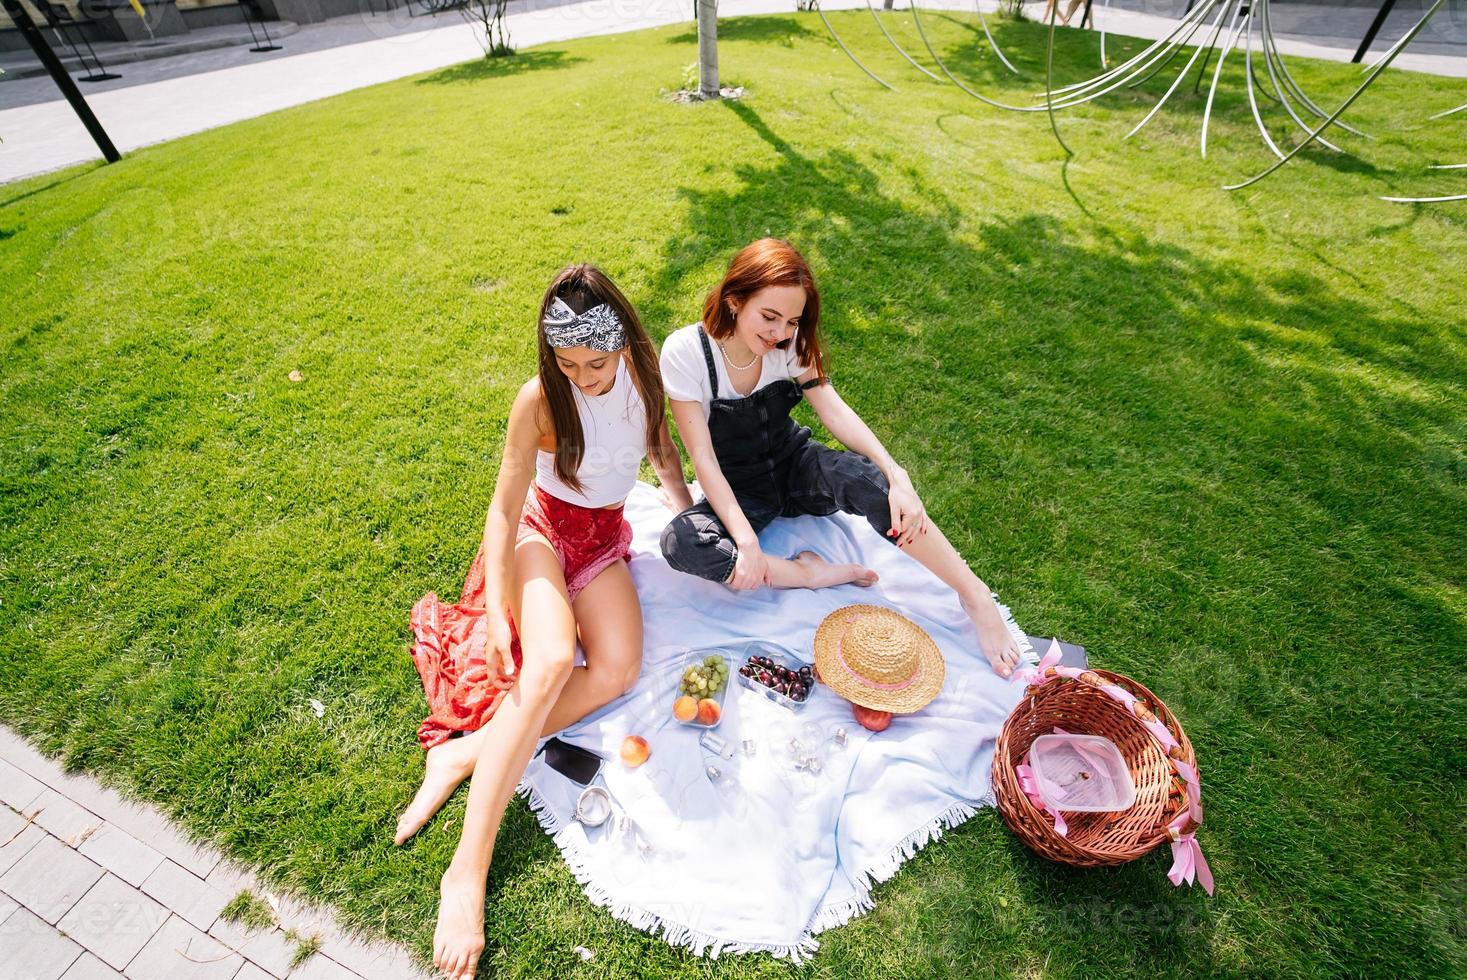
[535,356,648,508]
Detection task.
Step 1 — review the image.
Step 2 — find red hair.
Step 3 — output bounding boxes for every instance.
[701,238,827,380]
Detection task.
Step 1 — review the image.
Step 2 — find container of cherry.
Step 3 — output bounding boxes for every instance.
[736,643,815,710]
[671,651,732,729]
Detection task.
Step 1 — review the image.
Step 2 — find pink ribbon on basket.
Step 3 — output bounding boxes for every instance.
[1012,639,1216,895]
[1167,813,1215,895]
[1015,763,1068,837]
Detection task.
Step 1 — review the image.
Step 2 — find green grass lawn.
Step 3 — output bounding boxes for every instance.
[2,10,1465,977]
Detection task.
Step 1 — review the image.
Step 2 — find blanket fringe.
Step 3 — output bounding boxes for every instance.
[807,796,991,935]
[515,780,823,964]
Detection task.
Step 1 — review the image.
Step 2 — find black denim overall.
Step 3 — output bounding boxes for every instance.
[660,326,896,583]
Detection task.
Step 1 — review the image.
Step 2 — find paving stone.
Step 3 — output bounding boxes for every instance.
[60,951,127,980]
[0,889,19,926]
[124,914,243,980]
[204,861,260,900]
[57,872,170,971]
[0,905,84,980]
[285,955,361,980]
[232,963,278,980]
[0,819,46,877]
[0,758,46,811]
[27,789,105,846]
[76,823,166,889]
[0,833,104,924]
[0,728,219,879]
[209,918,300,978]
[142,860,234,932]
[318,932,433,980]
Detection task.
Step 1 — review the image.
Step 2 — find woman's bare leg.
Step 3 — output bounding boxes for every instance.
[540,559,644,736]
[749,551,878,590]
[432,539,575,980]
[890,519,1023,678]
[395,560,646,845]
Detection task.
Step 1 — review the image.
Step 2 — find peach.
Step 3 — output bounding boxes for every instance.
[673,696,698,722]
[696,698,721,726]
[620,735,650,767]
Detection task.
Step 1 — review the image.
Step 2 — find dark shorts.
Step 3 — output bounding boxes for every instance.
[660,441,896,583]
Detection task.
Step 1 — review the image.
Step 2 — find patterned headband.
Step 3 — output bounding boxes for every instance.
[542,296,627,352]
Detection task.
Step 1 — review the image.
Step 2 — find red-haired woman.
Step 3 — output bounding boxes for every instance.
[409,265,692,980]
[659,238,1022,678]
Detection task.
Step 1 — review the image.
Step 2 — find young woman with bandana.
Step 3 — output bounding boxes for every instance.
[659,238,1022,680]
[403,265,693,980]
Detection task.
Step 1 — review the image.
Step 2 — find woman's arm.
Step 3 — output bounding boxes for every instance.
[649,416,695,513]
[668,399,769,588]
[476,381,544,673]
[802,373,928,548]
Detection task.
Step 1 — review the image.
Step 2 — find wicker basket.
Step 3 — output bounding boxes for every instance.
[993,665,1198,868]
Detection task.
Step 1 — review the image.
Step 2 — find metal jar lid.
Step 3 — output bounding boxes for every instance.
[574,785,612,827]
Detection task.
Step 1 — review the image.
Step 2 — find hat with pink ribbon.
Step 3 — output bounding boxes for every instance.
[813,604,946,714]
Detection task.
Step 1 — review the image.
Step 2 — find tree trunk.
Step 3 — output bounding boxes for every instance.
[697,0,719,99]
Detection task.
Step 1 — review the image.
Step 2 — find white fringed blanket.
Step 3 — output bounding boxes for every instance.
[517,482,1034,961]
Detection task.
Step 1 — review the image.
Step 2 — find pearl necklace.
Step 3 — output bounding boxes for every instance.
[718,341,759,371]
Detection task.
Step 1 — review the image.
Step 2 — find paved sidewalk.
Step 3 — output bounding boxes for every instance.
[1,0,1464,184]
[0,725,432,980]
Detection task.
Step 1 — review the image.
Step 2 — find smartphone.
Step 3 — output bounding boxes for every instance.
[541,737,603,786]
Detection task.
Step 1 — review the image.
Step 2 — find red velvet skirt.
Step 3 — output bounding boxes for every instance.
[408,483,633,750]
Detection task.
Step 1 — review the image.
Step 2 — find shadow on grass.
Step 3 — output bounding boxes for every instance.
[633,96,1465,977]
[666,14,819,46]
[414,49,584,85]
[0,163,106,211]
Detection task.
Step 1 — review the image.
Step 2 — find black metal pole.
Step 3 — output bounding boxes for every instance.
[1353,0,1397,63]
[1080,0,1094,30]
[0,0,119,163]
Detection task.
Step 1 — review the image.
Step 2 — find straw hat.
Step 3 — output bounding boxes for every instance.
[813,605,945,714]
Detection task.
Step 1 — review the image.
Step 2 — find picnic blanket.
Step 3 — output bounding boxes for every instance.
[512,481,1035,961]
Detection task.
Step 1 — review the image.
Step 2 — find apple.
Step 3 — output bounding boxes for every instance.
[620,735,650,767]
[852,703,892,732]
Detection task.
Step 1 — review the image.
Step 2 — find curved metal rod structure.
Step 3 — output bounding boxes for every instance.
[977,3,1021,75]
[1044,0,1072,156]
[1098,0,1114,69]
[909,2,1039,111]
[1201,1,1249,157]
[1243,7,1286,160]
[1257,0,1344,151]
[1261,0,1369,137]
[1225,0,1445,191]
[1046,4,1227,111]
[1125,0,1217,91]
[818,0,897,91]
[1428,101,1467,120]
[1050,0,1217,99]
[1124,1,1229,140]
[1381,192,1467,203]
[866,0,942,81]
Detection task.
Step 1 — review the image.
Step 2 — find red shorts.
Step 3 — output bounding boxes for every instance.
[408,484,633,750]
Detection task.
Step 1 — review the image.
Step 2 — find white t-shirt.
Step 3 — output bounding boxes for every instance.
[659,323,809,421]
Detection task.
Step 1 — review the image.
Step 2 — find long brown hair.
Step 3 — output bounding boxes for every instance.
[701,238,827,381]
[537,265,668,493]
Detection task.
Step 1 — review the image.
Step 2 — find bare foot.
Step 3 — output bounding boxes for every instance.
[962,595,1021,679]
[395,738,476,846]
[793,551,879,589]
[433,865,486,980]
